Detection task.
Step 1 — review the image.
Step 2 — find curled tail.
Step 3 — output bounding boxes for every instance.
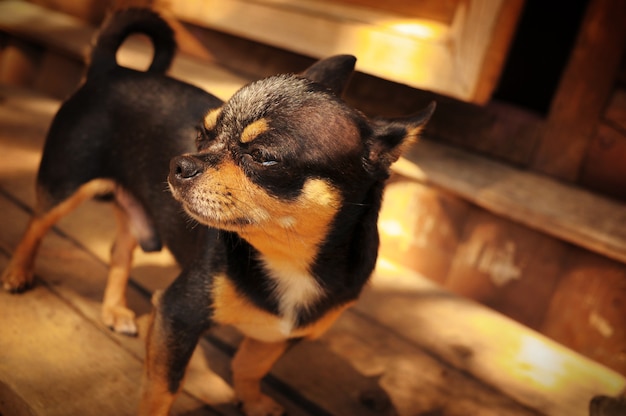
[87,8,176,79]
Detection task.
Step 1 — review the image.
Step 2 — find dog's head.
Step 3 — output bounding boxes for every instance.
[168,55,434,249]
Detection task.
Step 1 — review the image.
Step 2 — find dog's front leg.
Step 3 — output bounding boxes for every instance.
[232,337,289,416]
[139,285,211,415]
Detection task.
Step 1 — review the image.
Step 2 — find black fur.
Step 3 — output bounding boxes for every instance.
[36,9,221,260]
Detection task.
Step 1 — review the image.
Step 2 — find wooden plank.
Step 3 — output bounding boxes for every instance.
[169,0,457,94]
[358,260,626,416]
[541,248,626,376]
[320,310,541,416]
[170,0,521,103]
[0,0,94,59]
[531,0,626,181]
[212,310,542,416]
[333,0,459,23]
[34,50,84,99]
[345,82,543,167]
[394,139,626,266]
[0,38,42,88]
[0,255,211,416]
[445,209,565,330]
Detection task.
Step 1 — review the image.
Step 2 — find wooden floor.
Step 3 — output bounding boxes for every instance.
[0,85,625,416]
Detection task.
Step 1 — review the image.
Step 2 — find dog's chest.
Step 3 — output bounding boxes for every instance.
[211,259,324,342]
[262,256,323,324]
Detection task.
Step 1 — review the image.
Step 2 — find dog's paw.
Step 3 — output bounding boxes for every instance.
[239,395,285,416]
[1,265,34,293]
[102,304,138,336]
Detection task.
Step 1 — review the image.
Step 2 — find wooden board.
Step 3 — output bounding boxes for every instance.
[0,273,216,416]
[541,248,626,376]
[444,209,565,330]
[359,260,626,416]
[394,139,626,267]
[168,0,521,103]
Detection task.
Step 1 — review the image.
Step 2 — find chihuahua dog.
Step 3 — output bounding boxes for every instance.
[140,47,435,416]
[2,7,435,416]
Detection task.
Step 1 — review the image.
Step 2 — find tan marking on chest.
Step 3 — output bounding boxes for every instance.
[211,274,353,342]
[240,118,269,143]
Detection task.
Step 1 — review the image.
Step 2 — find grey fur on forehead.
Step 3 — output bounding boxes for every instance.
[224,74,332,120]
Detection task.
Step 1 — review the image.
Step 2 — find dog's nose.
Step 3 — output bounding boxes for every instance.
[170,155,204,180]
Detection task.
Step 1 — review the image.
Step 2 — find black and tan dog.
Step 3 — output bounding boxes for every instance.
[1,7,435,416]
[0,8,348,335]
[141,56,435,416]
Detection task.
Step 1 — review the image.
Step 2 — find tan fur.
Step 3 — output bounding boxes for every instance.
[212,274,354,342]
[203,107,222,131]
[232,337,288,416]
[139,302,178,416]
[240,118,270,143]
[2,179,116,291]
[102,205,138,335]
[178,160,341,264]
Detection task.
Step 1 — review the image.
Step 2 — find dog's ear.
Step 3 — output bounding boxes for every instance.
[364,101,436,176]
[301,55,356,97]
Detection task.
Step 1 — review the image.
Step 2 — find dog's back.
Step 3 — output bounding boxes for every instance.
[36,9,221,261]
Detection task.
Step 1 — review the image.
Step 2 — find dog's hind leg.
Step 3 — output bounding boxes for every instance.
[101,203,139,335]
[1,179,116,292]
[232,337,289,416]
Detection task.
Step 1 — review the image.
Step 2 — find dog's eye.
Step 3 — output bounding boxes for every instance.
[195,128,205,145]
[249,149,278,167]
[195,127,214,150]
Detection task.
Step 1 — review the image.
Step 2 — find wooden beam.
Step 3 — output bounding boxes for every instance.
[395,139,626,266]
[531,0,626,181]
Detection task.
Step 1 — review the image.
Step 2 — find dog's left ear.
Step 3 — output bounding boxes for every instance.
[364,101,436,176]
[301,54,357,97]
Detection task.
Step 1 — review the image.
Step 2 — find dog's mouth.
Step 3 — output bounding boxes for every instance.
[169,180,265,231]
[181,200,255,229]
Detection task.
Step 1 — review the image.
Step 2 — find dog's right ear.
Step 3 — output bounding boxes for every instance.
[301,55,357,97]
[364,101,436,177]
